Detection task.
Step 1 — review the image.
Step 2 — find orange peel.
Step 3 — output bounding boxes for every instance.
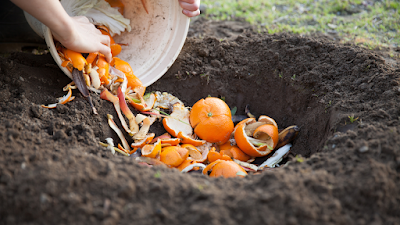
[177,131,206,146]
[61,48,87,71]
[131,133,155,148]
[203,160,247,178]
[207,147,232,163]
[160,146,189,167]
[162,103,192,137]
[141,139,162,159]
[181,144,204,161]
[111,57,145,98]
[195,142,213,163]
[234,116,279,157]
[127,92,156,112]
[179,160,207,173]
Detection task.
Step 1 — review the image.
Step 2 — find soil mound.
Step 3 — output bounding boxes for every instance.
[1,19,400,224]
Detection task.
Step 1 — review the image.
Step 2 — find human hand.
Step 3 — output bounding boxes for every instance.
[52,16,112,62]
[178,0,200,17]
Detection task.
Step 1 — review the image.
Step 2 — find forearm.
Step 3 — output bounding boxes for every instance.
[10,0,74,43]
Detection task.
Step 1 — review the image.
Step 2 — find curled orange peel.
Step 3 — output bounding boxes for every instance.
[177,132,206,147]
[234,116,279,157]
[181,144,203,162]
[151,133,180,146]
[207,147,232,163]
[131,133,155,148]
[141,139,162,159]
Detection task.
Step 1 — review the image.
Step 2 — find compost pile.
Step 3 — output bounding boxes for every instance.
[1,18,400,224]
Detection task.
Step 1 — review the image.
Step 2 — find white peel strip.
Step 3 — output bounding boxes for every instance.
[258,144,292,170]
[181,163,207,173]
[107,114,131,151]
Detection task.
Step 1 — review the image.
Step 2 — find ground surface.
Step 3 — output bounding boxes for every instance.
[1,19,400,225]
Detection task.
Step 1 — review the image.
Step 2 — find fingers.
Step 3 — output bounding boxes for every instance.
[179,0,200,17]
[179,1,199,12]
[182,9,200,17]
[99,44,112,63]
[100,34,111,47]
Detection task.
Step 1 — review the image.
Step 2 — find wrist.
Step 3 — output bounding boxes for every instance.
[51,15,77,47]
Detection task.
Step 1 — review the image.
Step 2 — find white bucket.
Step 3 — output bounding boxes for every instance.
[24,0,190,87]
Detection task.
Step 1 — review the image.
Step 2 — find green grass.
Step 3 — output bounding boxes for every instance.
[201,0,400,49]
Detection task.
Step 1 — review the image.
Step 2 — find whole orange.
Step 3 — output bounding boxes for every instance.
[189,97,234,144]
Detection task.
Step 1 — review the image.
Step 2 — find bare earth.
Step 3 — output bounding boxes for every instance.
[1,18,400,224]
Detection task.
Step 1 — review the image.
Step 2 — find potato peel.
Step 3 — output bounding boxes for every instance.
[107,114,131,151]
[41,87,74,109]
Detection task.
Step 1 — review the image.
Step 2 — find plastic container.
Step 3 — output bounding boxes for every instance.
[24,0,190,87]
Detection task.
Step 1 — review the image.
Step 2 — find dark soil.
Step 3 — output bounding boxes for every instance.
[1,18,400,225]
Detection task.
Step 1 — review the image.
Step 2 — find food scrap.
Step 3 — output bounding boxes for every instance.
[42,0,301,179]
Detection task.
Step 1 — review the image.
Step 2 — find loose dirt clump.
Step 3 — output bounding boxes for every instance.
[1,19,400,224]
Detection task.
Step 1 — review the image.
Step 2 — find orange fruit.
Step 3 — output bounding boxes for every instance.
[189,97,234,144]
[203,160,247,178]
[234,118,279,157]
[160,146,188,167]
